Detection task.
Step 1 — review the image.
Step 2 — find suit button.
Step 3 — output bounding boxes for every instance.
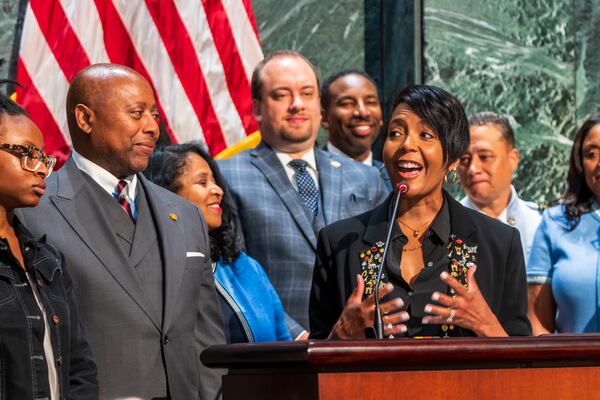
[163,336,169,345]
[52,315,60,325]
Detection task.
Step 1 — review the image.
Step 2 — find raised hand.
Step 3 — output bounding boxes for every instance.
[422,266,508,337]
[328,274,409,339]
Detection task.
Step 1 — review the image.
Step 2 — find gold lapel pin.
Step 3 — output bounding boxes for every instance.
[169,213,178,221]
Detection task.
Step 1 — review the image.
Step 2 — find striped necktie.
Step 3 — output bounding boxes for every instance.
[114,180,134,221]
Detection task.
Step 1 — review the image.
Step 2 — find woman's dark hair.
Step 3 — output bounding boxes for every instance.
[144,143,242,263]
[387,84,469,166]
[561,113,600,229]
[0,80,28,119]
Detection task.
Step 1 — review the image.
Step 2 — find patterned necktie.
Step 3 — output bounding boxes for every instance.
[114,180,134,220]
[288,159,319,216]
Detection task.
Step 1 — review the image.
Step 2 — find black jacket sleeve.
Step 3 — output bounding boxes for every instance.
[309,227,341,339]
[498,228,532,336]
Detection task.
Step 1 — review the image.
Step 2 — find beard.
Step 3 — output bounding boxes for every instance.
[278,123,315,144]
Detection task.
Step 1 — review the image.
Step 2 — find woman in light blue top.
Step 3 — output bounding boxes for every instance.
[527,114,600,334]
[145,143,291,343]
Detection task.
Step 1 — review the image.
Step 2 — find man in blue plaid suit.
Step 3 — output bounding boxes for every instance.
[218,51,389,338]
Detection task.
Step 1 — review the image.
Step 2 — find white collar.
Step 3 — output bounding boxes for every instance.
[592,201,600,218]
[327,141,373,166]
[275,147,318,172]
[71,150,138,201]
[463,185,517,224]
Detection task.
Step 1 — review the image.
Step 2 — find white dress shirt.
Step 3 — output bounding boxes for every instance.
[461,185,542,262]
[327,141,373,166]
[275,147,319,190]
[71,150,138,218]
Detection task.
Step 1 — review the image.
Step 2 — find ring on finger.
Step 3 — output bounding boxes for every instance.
[387,323,393,330]
[446,308,456,324]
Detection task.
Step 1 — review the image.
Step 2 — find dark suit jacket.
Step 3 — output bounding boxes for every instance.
[218,143,389,336]
[309,192,531,338]
[17,159,225,399]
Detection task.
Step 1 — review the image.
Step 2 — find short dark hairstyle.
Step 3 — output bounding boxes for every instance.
[387,84,469,166]
[251,50,320,101]
[320,69,378,111]
[561,113,600,229]
[144,143,243,263]
[0,80,29,120]
[469,111,516,148]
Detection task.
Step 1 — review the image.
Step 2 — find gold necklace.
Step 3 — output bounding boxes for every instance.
[398,215,436,238]
[402,243,422,252]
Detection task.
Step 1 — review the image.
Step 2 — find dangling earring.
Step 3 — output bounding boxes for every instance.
[445,169,458,183]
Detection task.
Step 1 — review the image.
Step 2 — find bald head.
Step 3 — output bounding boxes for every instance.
[67,63,160,178]
[67,64,147,136]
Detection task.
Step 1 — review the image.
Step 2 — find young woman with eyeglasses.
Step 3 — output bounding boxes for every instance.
[0,84,98,399]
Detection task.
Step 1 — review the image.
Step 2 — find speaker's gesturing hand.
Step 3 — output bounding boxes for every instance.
[328,274,409,339]
[421,266,507,337]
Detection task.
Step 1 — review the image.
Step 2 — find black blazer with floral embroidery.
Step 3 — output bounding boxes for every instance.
[308,191,532,339]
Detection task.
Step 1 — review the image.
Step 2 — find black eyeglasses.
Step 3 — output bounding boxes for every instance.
[0,143,57,176]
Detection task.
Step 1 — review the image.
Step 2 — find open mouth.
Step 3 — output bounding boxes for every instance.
[396,160,423,179]
[207,203,222,213]
[350,124,374,136]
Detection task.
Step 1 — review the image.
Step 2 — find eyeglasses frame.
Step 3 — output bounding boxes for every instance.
[0,143,56,176]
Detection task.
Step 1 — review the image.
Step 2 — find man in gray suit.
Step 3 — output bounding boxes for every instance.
[218,51,389,339]
[18,64,225,399]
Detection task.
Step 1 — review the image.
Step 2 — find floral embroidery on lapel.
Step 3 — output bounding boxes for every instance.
[359,241,386,296]
[447,235,477,291]
[443,234,478,336]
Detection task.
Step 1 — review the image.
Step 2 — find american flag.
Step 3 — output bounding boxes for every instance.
[15,0,263,167]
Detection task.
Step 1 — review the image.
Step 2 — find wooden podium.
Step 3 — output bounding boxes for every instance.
[201,335,600,399]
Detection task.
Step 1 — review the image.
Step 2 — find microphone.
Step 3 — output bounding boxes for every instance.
[373,182,409,339]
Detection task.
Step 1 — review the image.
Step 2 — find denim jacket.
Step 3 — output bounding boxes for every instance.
[0,217,98,400]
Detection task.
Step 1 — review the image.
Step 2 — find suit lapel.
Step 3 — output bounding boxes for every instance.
[51,160,161,329]
[445,192,476,242]
[354,197,392,279]
[250,143,318,249]
[139,175,186,330]
[315,148,343,227]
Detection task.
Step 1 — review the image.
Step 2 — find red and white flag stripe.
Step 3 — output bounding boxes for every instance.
[16,0,263,167]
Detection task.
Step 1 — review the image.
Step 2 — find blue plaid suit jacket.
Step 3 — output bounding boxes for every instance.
[218,143,389,336]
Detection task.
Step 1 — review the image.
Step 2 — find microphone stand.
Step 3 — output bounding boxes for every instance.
[373,182,407,339]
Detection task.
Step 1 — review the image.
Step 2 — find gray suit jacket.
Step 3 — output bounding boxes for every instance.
[218,143,389,336]
[18,159,225,400]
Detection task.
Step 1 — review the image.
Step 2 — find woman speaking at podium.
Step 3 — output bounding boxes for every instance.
[309,85,531,339]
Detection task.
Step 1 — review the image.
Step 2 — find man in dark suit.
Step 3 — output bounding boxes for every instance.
[218,51,389,339]
[18,64,225,399]
[320,69,391,189]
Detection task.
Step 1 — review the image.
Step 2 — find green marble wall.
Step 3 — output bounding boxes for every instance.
[423,0,596,205]
[252,0,365,81]
[2,1,594,203]
[252,0,365,145]
[0,2,19,87]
